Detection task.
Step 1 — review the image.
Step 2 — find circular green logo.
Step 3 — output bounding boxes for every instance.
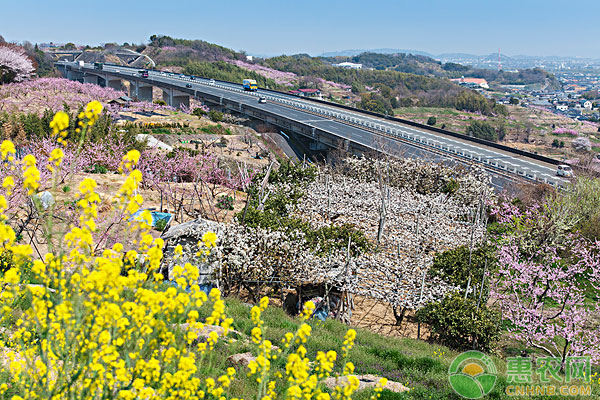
[448,351,497,399]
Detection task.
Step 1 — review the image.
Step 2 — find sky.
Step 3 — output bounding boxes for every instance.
[1,0,599,58]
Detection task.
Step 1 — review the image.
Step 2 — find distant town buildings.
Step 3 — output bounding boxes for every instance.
[556,103,568,111]
[332,62,363,70]
[450,77,489,89]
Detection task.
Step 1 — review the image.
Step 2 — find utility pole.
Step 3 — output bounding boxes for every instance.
[498,48,502,71]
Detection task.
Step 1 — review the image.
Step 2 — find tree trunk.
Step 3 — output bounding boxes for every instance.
[393,306,408,326]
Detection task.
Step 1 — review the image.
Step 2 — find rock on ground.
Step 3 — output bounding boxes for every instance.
[227,352,255,367]
[323,374,409,393]
[175,323,241,345]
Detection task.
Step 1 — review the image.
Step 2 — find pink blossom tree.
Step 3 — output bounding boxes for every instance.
[490,201,600,364]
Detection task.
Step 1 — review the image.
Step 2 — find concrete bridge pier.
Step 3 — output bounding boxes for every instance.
[66,70,84,82]
[106,76,122,91]
[56,64,68,77]
[162,87,190,109]
[129,80,153,102]
[83,75,99,85]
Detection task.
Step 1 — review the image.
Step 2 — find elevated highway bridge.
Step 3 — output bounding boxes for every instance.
[56,61,569,190]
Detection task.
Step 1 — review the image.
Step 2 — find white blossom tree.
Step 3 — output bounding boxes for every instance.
[0,44,35,84]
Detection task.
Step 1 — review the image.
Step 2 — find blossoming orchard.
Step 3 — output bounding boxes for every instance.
[0,39,600,398]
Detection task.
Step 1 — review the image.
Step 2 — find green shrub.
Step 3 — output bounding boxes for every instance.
[308,223,371,256]
[454,90,494,115]
[216,195,235,210]
[441,178,459,194]
[85,164,108,174]
[429,244,496,291]
[150,127,172,135]
[209,110,224,122]
[153,99,167,106]
[465,120,501,142]
[257,159,317,186]
[239,161,369,256]
[416,292,501,352]
[426,116,436,126]
[154,218,168,232]
[192,108,208,117]
[200,124,231,135]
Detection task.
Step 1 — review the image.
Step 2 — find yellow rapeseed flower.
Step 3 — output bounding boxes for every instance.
[49,111,69,135]
[202,231,217,248]
[21,155,40,195]
[84,100,103,126]
[2,176,15,195]
[0,140,15,161]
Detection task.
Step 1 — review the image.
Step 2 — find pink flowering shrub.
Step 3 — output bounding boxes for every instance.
[105,101,176,119]
[582,120,599,129]
[227,59,297,86]
[0,78,125,115]
[138,150,253,190]
[316,78,351,90]
[8,137,252,196]
[553,128,578,135]
[0,77,183,119]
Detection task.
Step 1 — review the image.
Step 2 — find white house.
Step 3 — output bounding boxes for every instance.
[332,62,363,70]
[582,100,593,110]
[556,104,568,111]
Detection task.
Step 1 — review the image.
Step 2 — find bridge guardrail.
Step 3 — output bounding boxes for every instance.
[150,62,559,167]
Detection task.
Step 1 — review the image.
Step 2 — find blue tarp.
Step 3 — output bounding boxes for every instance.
[166,280,215,295]
[130,210,172,227]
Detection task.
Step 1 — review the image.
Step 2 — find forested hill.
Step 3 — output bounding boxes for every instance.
[132,35,282,90]
[261,54,506,115]
[322,52,448,76]
[142,35,247,66]
[263,54,458,98]
[322,52,559,87]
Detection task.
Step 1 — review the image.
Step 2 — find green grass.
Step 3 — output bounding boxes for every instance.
[194,297,600,400]
[150,127,172,135]
[197,298,481,399]
[200,124,232,135]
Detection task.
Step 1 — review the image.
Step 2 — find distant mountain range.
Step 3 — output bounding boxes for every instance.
[320,48,436,58]
[318,49,600,65]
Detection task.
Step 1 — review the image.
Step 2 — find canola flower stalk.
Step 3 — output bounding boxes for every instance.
[0,103,381,400]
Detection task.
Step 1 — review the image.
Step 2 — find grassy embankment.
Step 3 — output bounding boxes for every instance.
[191,297,599,400]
